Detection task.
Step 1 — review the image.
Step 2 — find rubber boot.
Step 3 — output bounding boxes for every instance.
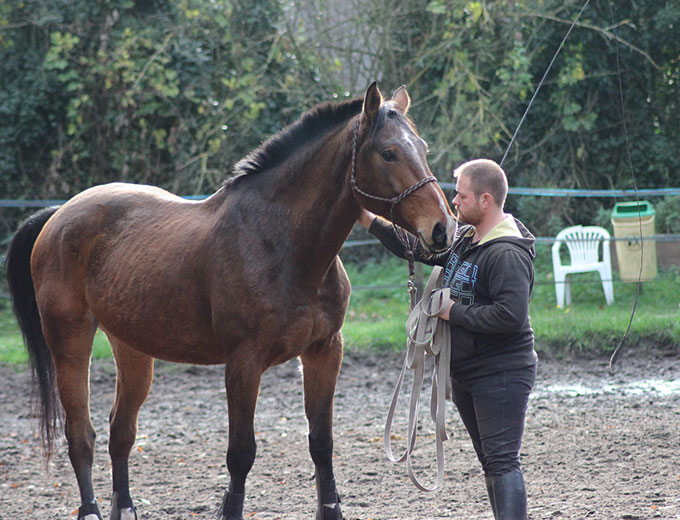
[490,471,527,520]
[485,475,498,519]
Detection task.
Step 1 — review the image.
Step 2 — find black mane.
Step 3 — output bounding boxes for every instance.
[231,97,363,178]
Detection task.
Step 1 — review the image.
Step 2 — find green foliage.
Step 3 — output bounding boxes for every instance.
[1,0,679,251]
[368,0,680,237]
[0,0,341,200]
[655,196,680,234]
[593,206,613,232]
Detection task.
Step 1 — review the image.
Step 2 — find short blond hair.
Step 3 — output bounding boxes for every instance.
[454,159,508,208]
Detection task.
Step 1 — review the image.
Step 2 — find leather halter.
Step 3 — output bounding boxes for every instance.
[349,118,436,221]
[349,116,441,307]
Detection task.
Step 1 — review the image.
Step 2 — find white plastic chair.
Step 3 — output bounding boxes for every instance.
[552,225,614,307]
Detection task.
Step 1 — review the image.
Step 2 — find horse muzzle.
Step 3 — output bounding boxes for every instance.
[420,214,456,253]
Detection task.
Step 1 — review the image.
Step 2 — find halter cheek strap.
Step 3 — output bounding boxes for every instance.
[349,117,439,301]
[349,118,436,221]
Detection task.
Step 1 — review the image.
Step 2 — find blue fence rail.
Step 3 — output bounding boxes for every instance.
[439,184,680,198]
[3,185,680,209]
[2,187,678,298]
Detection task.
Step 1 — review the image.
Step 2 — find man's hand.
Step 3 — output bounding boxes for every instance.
[357,208,377,229]
[438,299,454,321]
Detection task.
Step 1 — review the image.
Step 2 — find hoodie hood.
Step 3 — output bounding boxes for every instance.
[460,214,536,258]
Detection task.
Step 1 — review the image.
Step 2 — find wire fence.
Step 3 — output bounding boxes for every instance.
[1,188,678,297]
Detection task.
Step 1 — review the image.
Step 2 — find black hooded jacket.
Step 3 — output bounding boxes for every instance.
[368,215,538,377]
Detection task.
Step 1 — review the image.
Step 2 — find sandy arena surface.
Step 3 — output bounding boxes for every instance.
[1,346,679,519]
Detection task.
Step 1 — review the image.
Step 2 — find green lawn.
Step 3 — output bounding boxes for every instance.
[0,306,114,364]
[342,255,680,354]
[1,255,679,364]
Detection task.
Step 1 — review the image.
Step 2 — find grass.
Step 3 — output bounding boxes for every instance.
[343,253,680,354]
[0,307,115,364]
[1,250,679,364]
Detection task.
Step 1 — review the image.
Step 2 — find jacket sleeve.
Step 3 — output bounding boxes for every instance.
[368,217,449,267]
[448,247,533,333]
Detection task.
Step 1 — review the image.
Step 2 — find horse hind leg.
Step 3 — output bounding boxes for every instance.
[300,334,344,520]
[107,338,154,520]
[40,307,103,520]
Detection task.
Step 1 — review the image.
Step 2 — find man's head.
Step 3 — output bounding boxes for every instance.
[452,159,508,226]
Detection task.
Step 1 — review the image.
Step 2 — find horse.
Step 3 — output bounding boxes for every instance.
[5,82,455,520]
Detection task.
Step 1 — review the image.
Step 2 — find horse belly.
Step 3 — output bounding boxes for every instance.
[88,273,224,364]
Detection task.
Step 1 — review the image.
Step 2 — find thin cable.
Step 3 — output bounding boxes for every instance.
[608,1,643,372]
[500,0,591,168]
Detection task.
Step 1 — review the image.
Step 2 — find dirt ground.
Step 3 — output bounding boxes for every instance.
[1,345,678,520]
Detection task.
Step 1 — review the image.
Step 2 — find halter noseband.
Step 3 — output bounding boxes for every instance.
[349,118,436,220]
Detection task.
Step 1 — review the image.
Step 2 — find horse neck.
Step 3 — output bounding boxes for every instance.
[264,126,359,281]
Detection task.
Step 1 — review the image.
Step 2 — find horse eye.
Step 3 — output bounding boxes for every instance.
[381,150,397,162]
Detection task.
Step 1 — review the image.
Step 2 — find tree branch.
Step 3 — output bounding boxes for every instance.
[513,12,660,69]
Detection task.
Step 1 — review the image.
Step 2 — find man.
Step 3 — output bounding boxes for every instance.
[358,159,537,520]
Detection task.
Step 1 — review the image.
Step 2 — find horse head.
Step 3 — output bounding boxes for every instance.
[351,82,456,252]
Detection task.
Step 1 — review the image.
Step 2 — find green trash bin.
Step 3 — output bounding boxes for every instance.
[610,200,657,282]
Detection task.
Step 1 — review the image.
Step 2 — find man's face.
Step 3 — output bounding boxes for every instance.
[452,174,482,226]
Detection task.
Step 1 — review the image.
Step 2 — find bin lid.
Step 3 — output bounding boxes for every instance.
[612,200,655,218]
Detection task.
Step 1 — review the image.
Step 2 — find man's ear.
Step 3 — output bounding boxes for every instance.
[480,192,493,208]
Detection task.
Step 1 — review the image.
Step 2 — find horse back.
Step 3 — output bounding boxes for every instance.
[31,183,226,362]
[30,182,350,367]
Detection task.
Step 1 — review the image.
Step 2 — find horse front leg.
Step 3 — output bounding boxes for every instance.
[219,362,262,520]
[300,334,344,520]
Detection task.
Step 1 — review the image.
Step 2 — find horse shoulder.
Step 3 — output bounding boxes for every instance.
[313,256,352,331]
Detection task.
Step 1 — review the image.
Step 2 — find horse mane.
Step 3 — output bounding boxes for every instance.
[229,97,364,181]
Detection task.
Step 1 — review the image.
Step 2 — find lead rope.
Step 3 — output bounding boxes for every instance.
[381,0,593,492]
[384,266,451,492]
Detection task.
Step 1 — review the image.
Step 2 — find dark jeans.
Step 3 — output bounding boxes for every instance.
[451,365,536,477]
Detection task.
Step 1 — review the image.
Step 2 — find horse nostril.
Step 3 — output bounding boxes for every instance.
[432,222,447,248]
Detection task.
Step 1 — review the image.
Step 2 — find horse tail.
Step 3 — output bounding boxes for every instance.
[5,206,61,458]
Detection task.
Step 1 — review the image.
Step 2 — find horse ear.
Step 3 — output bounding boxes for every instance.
[392,85,410,114]
[362,81,382,123]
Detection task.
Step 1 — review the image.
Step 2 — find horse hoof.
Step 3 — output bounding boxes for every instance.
[316,503,343,520]
[315,476,342,520]
[217,490,245,520]
[110,492,138,520]
[111,507,138,520]
[78,502,103,520]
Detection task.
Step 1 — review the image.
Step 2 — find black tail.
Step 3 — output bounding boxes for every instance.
[5,206,61,458]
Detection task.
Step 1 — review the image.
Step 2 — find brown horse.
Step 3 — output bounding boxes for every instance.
[5,82,455,520]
